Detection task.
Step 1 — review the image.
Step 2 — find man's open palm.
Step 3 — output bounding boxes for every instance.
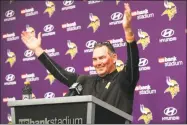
[122,3,132,29]
[21,31,42,51]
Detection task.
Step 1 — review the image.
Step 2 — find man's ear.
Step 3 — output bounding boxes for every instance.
[113,54,117,63]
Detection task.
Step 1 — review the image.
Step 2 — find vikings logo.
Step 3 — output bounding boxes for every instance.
[116,60,125,72]
[138,104,153,124]
[88,13,100,33]
[137,29,150,50]
[44,1,55,18]
[164,76,180,99]
[65,40,78,59]
[5,49,16,67]
[26,25,36,38]
[161,1,177,21]
[7,113,12,124]
[45,70,55,85]
[116,0,120,5]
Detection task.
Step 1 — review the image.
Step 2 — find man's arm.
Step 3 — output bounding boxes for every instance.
[21,30,79,87]
[119,40,139,88]
[38,52,79,87]
[120,3,139,88]
[125,41,139,86]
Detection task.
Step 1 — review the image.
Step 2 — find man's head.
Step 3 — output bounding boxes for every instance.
[92,41,117,77]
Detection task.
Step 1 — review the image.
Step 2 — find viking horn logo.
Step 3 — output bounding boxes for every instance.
[137,29,150,50]
[138,104,153,124]
[65,40,78,59]
[5,49,16,67]
[88,13,100,33]
[161,0,177,21]
[44,1,55,17]
[164,76,180,99]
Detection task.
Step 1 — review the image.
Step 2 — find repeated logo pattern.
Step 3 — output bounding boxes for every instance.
[1,1,185,124]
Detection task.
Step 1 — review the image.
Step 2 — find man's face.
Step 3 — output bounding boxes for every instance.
[92,46,117,77]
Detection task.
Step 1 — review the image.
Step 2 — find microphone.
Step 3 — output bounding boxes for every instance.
[22,81,32,100]
[65,76,84,96]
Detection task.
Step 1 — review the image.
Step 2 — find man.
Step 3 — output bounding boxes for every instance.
[21,3,139,114]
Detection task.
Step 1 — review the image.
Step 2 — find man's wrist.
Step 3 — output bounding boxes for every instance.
[34,47,44,57]
[124,27,135,42]
[125,34,135,42]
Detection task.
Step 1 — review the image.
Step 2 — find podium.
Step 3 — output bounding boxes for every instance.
[8,95,132,124]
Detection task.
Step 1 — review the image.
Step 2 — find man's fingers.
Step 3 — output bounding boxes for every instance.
[21,35,32,44]
[124,3,128,6]
[22,39,30,47]
[125,11,130,18]
[22,31,28,36]
[22,31,32,38]
[21,32,30,40]
[21,31,25,34]
[21,36,28,43]
[21,32,27,38]
[124,3,128,9]
[124,3,131,18]
[21,33,24,38]
[125,11,130,17]
[38,32,41,41]
[21,31,25,35]
[124,3,131,11]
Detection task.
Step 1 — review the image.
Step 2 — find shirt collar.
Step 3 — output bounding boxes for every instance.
[96,69,118,81]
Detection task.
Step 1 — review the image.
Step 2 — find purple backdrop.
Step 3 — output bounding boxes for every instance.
[1,0,186,124]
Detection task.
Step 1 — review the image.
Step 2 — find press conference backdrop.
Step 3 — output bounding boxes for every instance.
[1,0,186,124]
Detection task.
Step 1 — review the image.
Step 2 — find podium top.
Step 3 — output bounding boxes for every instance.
[7,95,132,121]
